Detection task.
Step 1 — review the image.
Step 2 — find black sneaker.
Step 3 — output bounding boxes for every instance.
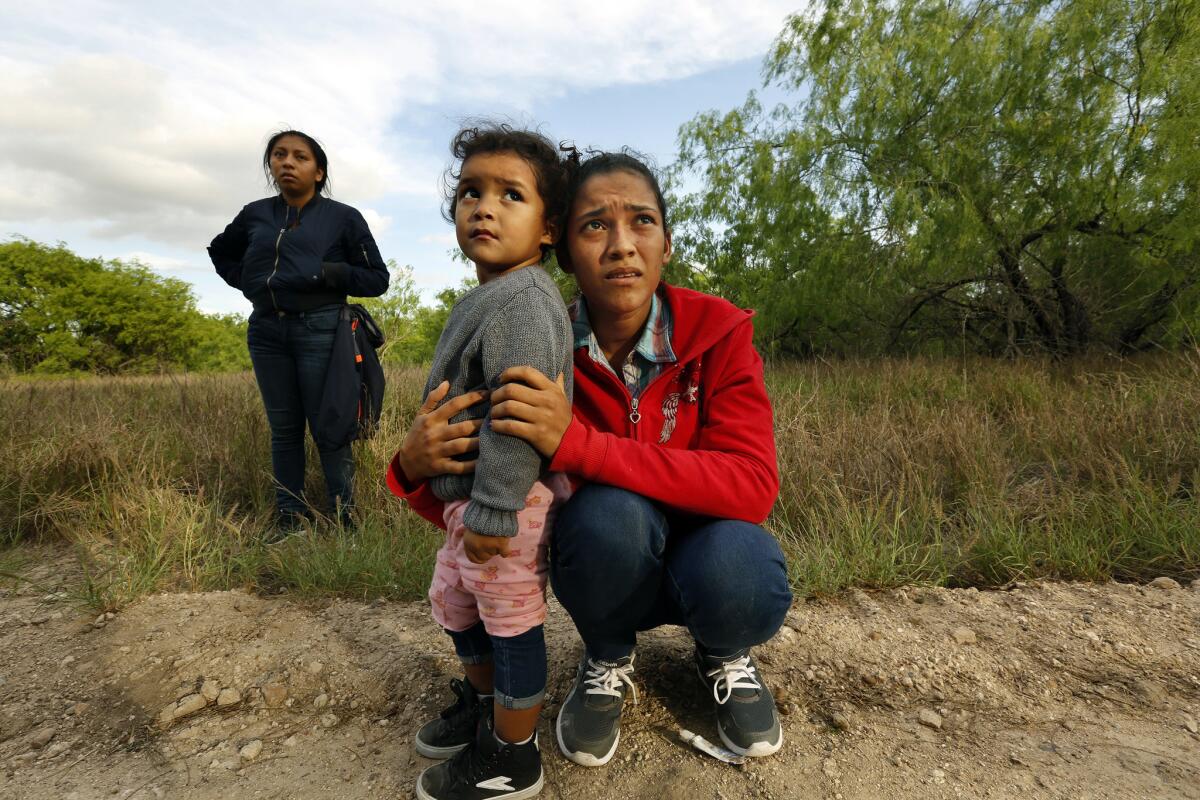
[695,649,783,757]
[555,653,637,767]
[415,678,491,759]
[415,713,542,800]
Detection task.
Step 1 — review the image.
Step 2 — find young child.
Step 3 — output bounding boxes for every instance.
[411,125,574,800]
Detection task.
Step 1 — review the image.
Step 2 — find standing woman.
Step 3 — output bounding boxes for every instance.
[209,130,389,535]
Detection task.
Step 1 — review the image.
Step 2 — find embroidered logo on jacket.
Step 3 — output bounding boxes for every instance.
[658,361,701,444]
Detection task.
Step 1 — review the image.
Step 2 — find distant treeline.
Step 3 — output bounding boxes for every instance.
[0,238,473,375]
[0,239,251,374]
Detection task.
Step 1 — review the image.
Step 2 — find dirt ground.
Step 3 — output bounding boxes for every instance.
[1,549,1197,800]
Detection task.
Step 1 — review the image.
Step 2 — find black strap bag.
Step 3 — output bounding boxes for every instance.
[315,304,386,451]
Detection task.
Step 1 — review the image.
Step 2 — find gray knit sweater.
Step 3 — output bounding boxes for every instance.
[425,267,574,537]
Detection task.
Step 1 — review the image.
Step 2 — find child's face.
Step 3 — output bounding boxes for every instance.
[454,152,553,283]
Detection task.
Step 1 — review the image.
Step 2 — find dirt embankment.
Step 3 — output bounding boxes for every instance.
[1,552,1198,800]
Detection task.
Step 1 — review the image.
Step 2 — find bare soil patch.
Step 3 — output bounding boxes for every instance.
[1,549,1198,799]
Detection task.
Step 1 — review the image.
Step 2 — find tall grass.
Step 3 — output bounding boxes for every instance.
[1,355,1197,608]
[768,355,1200,592]
[0,369,438,608]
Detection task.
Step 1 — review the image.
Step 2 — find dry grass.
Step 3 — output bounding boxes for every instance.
[2,355,1197,609]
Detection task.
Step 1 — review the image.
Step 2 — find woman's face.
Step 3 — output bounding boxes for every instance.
[269,135,324,198]
[564,169,671,326]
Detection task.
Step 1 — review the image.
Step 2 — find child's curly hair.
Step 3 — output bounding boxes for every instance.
[442,123,569,262]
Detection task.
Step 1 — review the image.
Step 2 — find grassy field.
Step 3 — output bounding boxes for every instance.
[1,355,1197,609]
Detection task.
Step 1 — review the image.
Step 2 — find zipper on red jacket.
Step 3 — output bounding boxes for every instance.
[583,356,686,439]
[581,355,642,438]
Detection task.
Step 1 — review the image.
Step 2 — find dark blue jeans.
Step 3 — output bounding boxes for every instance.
[446,623,546,710]
[247,305,353,523]
[550,485,792,662]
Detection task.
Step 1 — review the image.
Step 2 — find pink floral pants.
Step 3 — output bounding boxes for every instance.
[429,474,574,638]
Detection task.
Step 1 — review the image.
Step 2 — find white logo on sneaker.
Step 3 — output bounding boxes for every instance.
[476,776,515,792]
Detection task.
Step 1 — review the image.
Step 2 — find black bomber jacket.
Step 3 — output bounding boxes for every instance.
[208,194,390,313]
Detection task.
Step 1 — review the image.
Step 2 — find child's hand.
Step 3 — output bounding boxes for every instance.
[463,529,510,564]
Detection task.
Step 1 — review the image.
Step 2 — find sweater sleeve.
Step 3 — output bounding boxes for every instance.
[207,206,250,289]
[321,207,390,298]
[462,286,570,537]
[549,319,779,523]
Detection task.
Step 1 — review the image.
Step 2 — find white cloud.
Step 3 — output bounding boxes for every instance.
[1,1,801,252]
[119,251,206,273]
[359,209,393,239]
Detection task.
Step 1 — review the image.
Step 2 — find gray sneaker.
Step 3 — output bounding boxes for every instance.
[555,653,637,767]
[695,649,783,757]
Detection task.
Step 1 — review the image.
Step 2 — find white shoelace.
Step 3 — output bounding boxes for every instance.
[704,655,762,705]
[583,658,639,706]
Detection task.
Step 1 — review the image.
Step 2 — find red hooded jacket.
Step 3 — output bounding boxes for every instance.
[387,283,779,528]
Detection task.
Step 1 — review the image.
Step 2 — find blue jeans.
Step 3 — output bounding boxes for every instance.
[446,622,546,710]
[550,485,792,661]
[247,305,353,523]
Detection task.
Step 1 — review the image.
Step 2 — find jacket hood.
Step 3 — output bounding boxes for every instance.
[660,282,754,362]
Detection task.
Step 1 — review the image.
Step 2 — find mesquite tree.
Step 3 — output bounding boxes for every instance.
[675,0,1199,356]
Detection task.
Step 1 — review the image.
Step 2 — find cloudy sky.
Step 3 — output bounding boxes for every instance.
[2,1,802,314]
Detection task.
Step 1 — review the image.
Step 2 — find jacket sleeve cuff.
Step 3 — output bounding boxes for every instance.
[462,501,518,538]
[548,417,607,478]
[386,452,420,497]
[386,453,448,530]
[322,261,349,290]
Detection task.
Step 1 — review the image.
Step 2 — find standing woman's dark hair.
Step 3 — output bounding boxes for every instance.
[208,129,390,538]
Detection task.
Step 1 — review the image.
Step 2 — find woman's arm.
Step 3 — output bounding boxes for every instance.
[207,206,250,289]
[322,207,390,297]
[490,321,779,523]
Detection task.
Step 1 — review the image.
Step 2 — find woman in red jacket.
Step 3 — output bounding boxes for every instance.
[389,150,791,770]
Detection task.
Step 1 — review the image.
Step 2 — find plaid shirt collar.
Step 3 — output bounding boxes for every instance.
[571,291,676,397]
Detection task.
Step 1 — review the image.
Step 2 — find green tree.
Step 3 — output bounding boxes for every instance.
[353,262,424,365]
[675,0,1200,356]
[0,239,214,373]
[187,313,251,372]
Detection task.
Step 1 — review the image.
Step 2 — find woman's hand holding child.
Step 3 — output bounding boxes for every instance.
[490,368,571,458]
[396,381,487,480]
